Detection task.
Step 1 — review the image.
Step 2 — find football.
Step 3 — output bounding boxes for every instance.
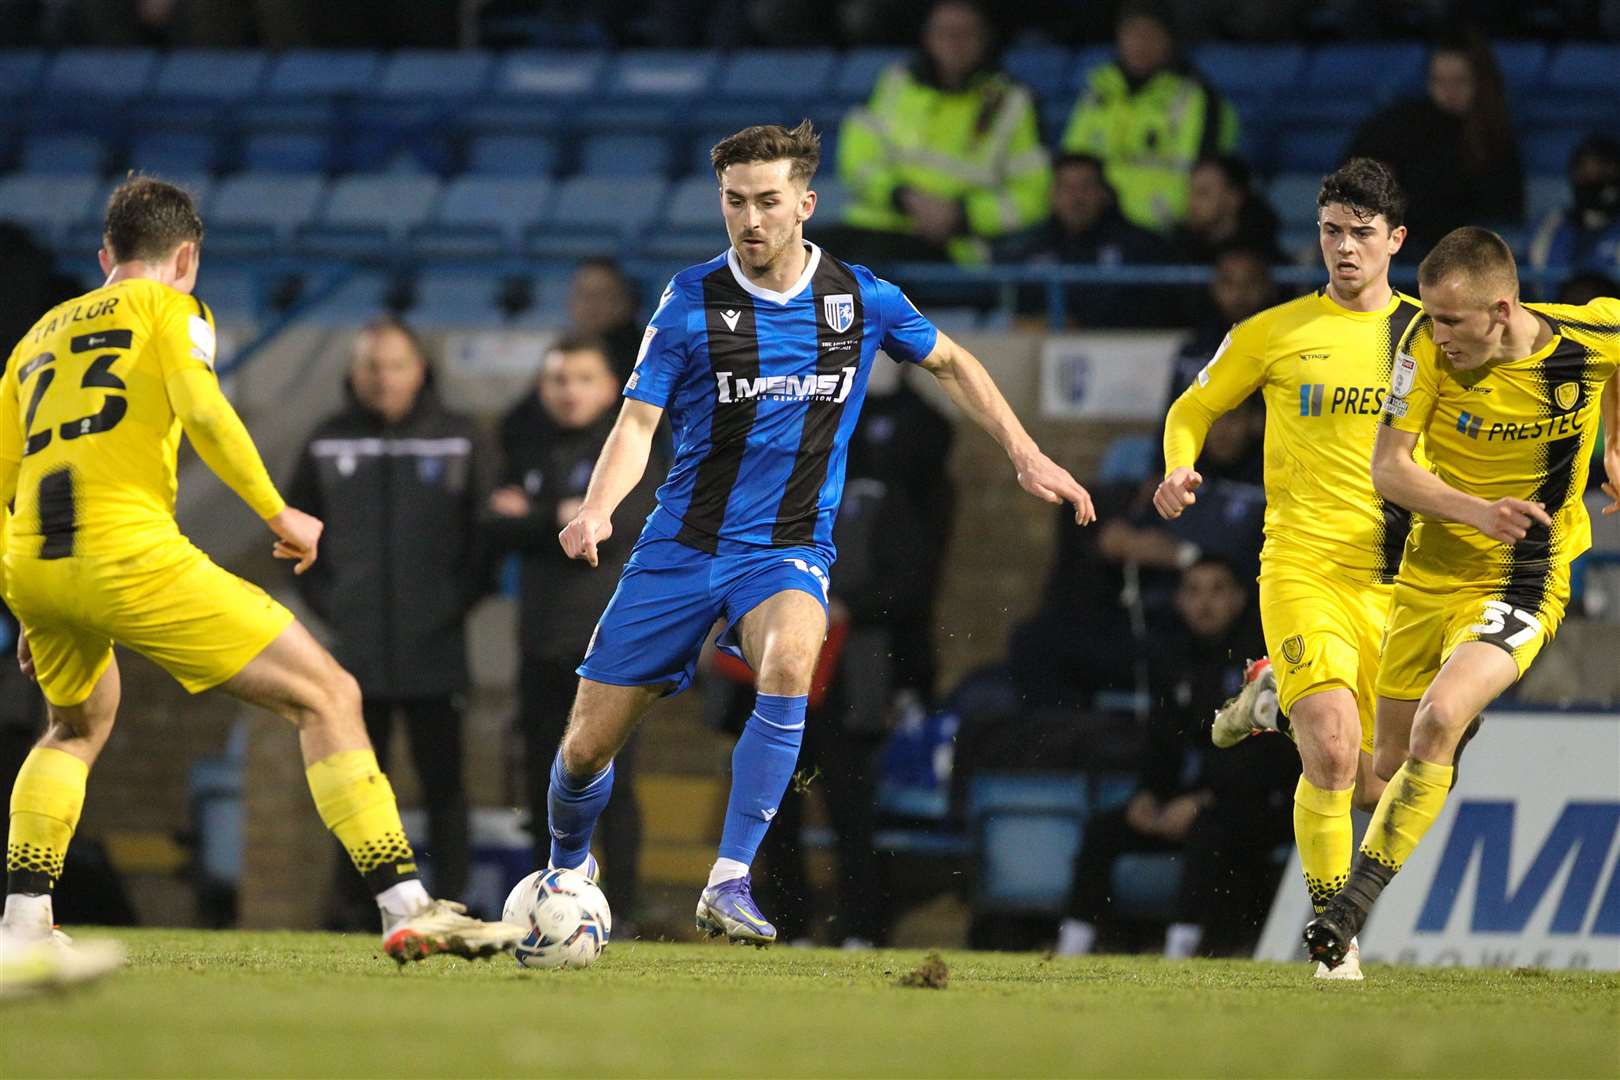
[502,868,612,969]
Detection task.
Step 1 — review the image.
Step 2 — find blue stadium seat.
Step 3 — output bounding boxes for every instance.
[1515,89,1616,131]
[1272,127,1347,174]
[812,176,847,222]
[196,265,261,324]
[241,132,330,174]
[1305,44,1425,102]
[0,175,101,241]
[1004,45,1072,103]
[831,48,905,105]
[665,174,719,226]
[1544,44,1620,91]
[491,49,606,100]
[208,173,327,248]
[409,271,509,327]
[1525,174,1567,227]
[509,269,575,329]
[1523,129,1587,176]
[603,50,718,101]
[301,175,441,255]
[373,50,493,100]
[413,176,554,256]
[719,49,836,102]
[21,133,107,175]
[151,49,268,102]
[526,175,668,258]
[465,134,560,177]
[262,50,381,99]
[0,50,46,105]
[44,49,158,99]
[968,773,1087,915]
[1192,44,1303,98]
[1268,172,1325,229]
[577,133,672,177]
[1491,42,1549,92]
[128,132,223,177]
[300,272,395,326]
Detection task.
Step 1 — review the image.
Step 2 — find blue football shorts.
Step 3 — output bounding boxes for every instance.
[576,534,832,696]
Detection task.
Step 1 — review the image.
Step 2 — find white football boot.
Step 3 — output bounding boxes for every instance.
[1212,657,1285,748]
[1313,935,1364,981]
[382,899,527,965]
[0,928,125,999]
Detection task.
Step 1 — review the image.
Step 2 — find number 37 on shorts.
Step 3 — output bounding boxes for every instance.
[1376,576,1568,698]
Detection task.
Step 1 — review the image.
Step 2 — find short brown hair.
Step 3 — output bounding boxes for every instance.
[710,120,821,184]
[1418,226,1519,297]
[103,175,203,263]
[1317,157,1407,229]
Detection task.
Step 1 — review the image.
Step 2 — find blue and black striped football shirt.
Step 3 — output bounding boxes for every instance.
[625,242,938,558]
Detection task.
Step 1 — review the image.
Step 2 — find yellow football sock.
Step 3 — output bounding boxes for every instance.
[7,747,89,895]
[1294,776,1353,913]
[305,749,419,894]
[1360,757,1454,874]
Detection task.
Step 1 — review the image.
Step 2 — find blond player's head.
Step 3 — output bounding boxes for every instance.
[710,121,820,277]
[1417,226,1521,371]
[98,175,204,294]
[1316,158,1407,302]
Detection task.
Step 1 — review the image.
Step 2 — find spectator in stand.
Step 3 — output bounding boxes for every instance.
[1055,556,1296,959]
[1347,30,1523,261]
[1002,152,1173,328]
[1166,245,1278,407]
[1061,0,1240,232]
[1529,134,1620,284]
[288,316,487,926]
[1170,157,1282,266]
[483,335,663,932]
[565,259,643,383]
[834,0,1051,265]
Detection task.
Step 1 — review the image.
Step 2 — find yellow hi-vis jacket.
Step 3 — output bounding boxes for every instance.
[838,61,1052,264]
[1061,61,1239,231]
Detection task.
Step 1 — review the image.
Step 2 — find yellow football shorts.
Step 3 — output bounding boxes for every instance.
[1375,561,1569,701]
[3,539,294,707]
[1258,553,1392,755]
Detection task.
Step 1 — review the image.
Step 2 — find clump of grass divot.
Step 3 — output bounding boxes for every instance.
[896,952,949,989]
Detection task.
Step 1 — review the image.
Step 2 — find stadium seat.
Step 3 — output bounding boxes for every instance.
[409,271,510,327]
[719,49,836,103]
[508,268,575,328]
[813,176,847,222]
[150,49,269,103]
[299,271,396,325]
[412,175,554,256]
[1544,44,1620,91]
[1272,127,1348,174]
[1491,41,1549,91]
[1305,43,1425,103]
[1515,88,1616,131]
[44,49,158,99]
[373,50,494,100]
[603,50,718,102]
[831,48,905,105]
[968,773,1086,915]
[1522,129,1587,176]
[0,50,46,106]
[1268,173,1324,229]
[526,175,668,258]
[1525,174,1567,227]
[20,133,107,175]
[491,49,607,100]
[1004,45,1072,102]
[0,174,100,242]
[262,49,381,99]
[207,173,327,249]
[300,174,441,256]
[465,134,560,177]
[577,133,672,177]
[241,132,330,174]
[1191,44,1303,99]
[196,265,262,324]
[644,174,724,259]
[128,132,223,177]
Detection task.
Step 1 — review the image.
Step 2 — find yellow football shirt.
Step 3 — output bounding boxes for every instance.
[0,278,284,563]
[1381,297,1620,585]
[1165,288,1427,583]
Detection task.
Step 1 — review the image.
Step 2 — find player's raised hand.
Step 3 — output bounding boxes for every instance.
[560,508,613,567]
[1153,467,1202,520]
[268,506,324,575]
[1015,451,1096,525]
[1474,497,1552,543]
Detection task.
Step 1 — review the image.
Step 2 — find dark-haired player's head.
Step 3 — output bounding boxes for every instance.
[1175,556,1247,641]
[1115,0,1175,80]
[539,333,620,431]
[1051,153,1114,234]
[1186,155,1252,239]
[99,175,204,294]
[923,0,993,89]
[350,315,429,425]
[711,120,821,277]
[1316,157,1408,301]
[1417,226,1521,372]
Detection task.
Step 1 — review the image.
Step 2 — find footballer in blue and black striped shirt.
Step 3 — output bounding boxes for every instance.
[546,120,1095,945]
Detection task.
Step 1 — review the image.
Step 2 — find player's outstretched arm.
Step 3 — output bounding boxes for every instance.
[1600,371,1619,517]
[1372,423,1550,543]
[919,332,1095,525]
[559,398,664,566]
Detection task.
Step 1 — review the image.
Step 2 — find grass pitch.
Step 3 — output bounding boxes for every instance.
[4,929,1617,1078]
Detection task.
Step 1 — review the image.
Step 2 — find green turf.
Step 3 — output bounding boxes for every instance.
[4,930,1617,1078]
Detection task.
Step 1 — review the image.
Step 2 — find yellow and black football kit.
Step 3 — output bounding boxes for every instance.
[0,278,292,706]
[1377,298,1620,695]
[1166,288,1426,754]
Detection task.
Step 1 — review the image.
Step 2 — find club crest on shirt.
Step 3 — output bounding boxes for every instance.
[1281,634,1305,665]
[1554,381,1579,411]
[822,293,854,335]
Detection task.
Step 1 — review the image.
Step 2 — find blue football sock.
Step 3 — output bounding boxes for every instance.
[717,693,807,866]
[547,750,613,871]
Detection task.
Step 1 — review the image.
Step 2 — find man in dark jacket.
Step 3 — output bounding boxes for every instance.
[288,316,487,920]
[484,335,663,927]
